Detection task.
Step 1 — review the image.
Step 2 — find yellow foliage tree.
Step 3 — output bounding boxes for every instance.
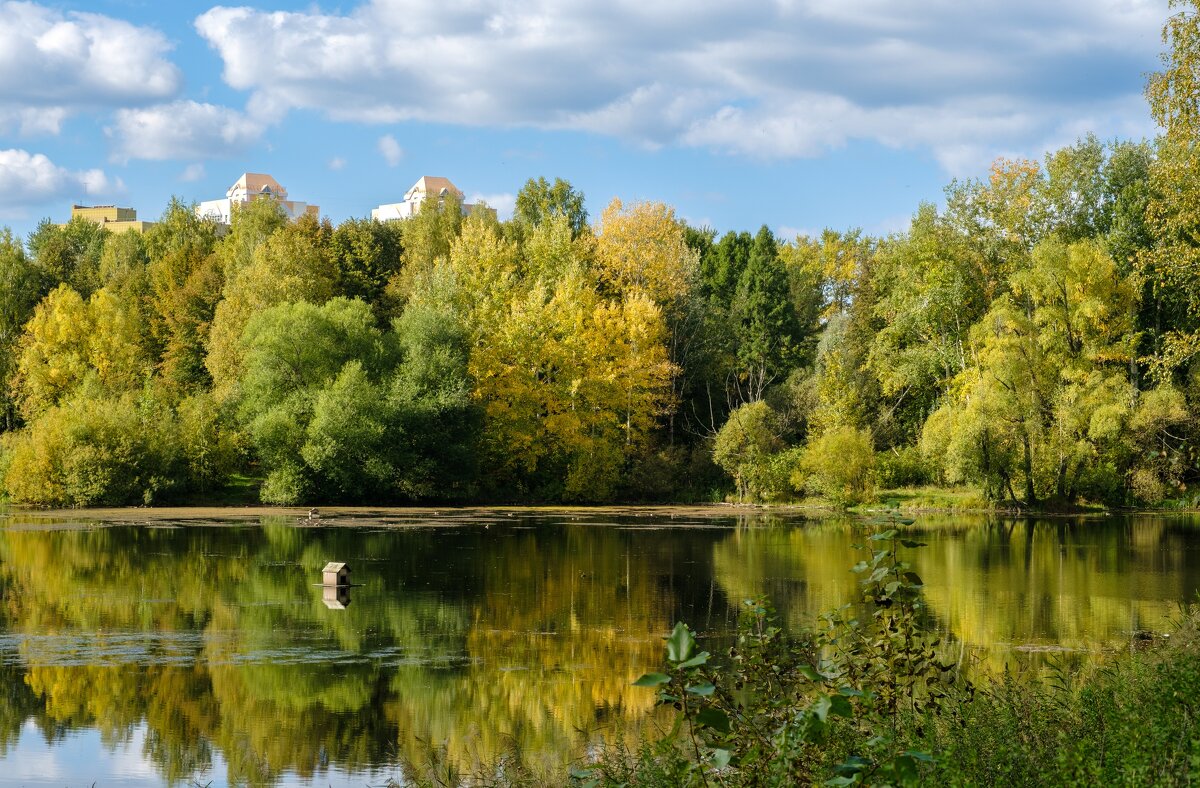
[469,270,675,500]
[14,285,149,419]
[593,198,697,305]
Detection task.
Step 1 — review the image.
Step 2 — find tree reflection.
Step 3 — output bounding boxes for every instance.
[0,513,1197,783]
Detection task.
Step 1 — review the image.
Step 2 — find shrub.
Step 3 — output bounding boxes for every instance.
[876,445,932,489]
[4,392,180,506]
[713,401,784,502]
[798,426,876,507]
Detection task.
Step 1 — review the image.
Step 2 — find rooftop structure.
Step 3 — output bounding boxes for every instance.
[65,204,155,234]
[196,172,319,225]
[371,176,496,222]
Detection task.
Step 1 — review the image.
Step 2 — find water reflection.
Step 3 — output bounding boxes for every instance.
[0,510,1196,784]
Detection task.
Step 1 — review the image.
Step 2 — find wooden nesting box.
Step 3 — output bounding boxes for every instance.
[322,561,350,586]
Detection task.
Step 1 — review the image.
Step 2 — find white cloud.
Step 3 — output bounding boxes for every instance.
[377,134,404,166]
[107,100,266,162]
[194,0,1165,173]
[0,2,180,132]
[328,156,347,171]
[468,191,516,220]
[0,106,68,136]
[179,163,206,182]
[0,148,118,213]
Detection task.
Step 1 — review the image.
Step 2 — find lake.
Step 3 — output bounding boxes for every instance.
[0,507,1197,786]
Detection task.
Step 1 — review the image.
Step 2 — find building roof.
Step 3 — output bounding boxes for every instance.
[228,172,287,199]
[323,562,349,573]
[405,176,462,201]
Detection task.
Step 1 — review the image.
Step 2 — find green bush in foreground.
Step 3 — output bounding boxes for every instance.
[577,521,1200,787]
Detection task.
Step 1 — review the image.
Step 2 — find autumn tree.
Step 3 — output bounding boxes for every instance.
[13,285,149,419]
[924,240,1139,504]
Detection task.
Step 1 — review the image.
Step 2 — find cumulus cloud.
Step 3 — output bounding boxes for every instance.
[328,156,347,171]
[107,100,266,162]
[194,0,1164,173]
[0,148,117,213]
[378,134,404,166]
[0,2,180,132]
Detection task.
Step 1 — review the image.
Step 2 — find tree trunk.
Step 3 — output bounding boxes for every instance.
[1022,430,1036,505]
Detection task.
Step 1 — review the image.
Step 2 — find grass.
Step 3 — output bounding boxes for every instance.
[870,485,993,512]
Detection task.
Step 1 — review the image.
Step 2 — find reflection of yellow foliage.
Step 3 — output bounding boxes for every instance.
[6,513,1200,782]
[712,514,1200,675]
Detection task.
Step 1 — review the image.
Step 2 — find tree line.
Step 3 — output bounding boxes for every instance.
[5,5,1200,508]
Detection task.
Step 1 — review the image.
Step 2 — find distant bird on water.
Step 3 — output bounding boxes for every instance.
[308,508,320,520]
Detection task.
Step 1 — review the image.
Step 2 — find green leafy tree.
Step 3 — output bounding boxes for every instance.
[713,400,784,501]
[27,217,108,297]
[3,390,180,506]
[731,226,802,404]
[1142,0,1200,377]
[207,215,339,401]
[513,176,588,238]
[236,298,386,504]
[926,240,1139,504]
[0,231,47,429]
[144,199,222,391]
[330,217,405,320]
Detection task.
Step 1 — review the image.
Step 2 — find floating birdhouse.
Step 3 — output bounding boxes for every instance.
[322,561,350,587]
[323,584,351,610]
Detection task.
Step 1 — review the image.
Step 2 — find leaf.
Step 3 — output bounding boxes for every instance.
[899,539,927,548]
[695,707,731,733]
[799,664,824,682]
[811,693,853,722]
[824,777,858,786]
[632,673,671,687]
[678,650,710,669]
[686,682,716,696]
[891,754,919,783]
[709,748,732,768]
[666,622,695,663]
[869,529,898,541]
[902,571,924,586]
[850,560,869,573]
[834,755,871,773]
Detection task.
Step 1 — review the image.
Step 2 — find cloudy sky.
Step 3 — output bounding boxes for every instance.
[0,0,1169,241]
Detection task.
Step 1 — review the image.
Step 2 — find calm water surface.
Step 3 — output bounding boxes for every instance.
[0,508,1197,786]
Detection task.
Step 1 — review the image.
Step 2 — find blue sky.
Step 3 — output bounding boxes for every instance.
[0,0,1168,243]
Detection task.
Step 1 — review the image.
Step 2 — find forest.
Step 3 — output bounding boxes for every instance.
[3,12,1200,510]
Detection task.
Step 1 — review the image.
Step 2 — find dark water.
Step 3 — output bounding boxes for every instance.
[0,508,1198,786]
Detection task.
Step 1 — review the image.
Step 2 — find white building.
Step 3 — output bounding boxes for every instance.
[196,173,319,225]
[372,176,495,222]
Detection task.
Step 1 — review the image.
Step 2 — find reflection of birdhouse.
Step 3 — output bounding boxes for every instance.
[322,561,350,586]
[323,584,351,609]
